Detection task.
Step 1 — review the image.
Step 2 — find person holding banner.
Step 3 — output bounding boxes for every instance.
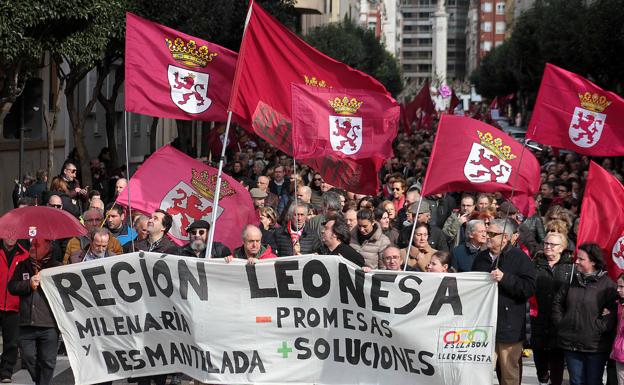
[177,220,231,259]
[399,221,437,272]
[8,238,62,385]
[350,209,391,269]
[230,225,277,263]
[131,210,177,254]
[320,217,365,267]
[273,203,321,256]
[471,218,536,385]
[552,243,617,385]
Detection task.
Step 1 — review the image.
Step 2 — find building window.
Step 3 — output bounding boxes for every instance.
[496,2,505,14]
[482,22,492,32]
[482,40,492,51]
[495,41,503,47]
[495,21,505,34]
[482,2,492,12]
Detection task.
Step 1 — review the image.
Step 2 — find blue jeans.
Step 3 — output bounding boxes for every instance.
[565,350,609,385]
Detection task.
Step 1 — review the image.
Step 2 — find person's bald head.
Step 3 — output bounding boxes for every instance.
[297,186,312,203]
[242,225,263,257]
[115,178,128,196]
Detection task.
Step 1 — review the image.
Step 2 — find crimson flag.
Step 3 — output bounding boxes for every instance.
[125,13,237,121]
[115,145,255,250]
[206,122,238,156]
[422,114,540,216]
[577,161,624,280]
[291,84,399,159]
[527,63,624,155]
[228,3,393,194]
[403,80,436,133]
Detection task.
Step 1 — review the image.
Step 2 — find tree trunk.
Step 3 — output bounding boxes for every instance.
[62,64,105,190]
[97,62,124,171]
[45,78,64,189]
[0,61,25,129]
[150,117,159,153]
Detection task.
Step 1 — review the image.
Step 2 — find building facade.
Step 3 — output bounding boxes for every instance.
[400,0,469,87]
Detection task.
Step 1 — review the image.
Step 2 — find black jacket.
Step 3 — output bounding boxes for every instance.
[530,252,574,349]
[177,242,231,259]
[322,243,365,267]
[472,246,536,343]
[133,235,178,254]
[272,224,321,257]
[552,270,617,353]
[8,257,61,328]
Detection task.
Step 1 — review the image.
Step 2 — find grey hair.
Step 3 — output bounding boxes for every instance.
[322,191,342,211]
[466,219,485,236]
[288,202,309,220]
[89,227,111,241]
[490,218,515,238]
[84,207,104,219]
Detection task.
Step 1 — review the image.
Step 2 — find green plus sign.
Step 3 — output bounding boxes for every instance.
[277,341,292,358]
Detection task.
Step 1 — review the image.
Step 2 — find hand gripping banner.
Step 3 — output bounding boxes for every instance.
[41,254,498,385]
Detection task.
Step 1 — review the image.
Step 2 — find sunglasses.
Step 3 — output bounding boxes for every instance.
[66,169,77,173]
[486,231,503,238]
[392,188,402,191]
[189,229,206,236]
[48,204,62,209]
[314,178,323,181]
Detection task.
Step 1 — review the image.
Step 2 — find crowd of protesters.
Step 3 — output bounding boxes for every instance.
[3,117,624,385]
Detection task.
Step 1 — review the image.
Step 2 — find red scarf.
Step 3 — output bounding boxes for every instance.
[287,221,303,246]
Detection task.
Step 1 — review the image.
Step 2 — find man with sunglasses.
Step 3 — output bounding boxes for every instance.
[177,220,231,259]
[471,218,536,385]
[61,162,87,200]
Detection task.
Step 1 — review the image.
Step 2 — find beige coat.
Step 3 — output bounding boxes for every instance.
[349,223,391,269]
[400,243,438,272]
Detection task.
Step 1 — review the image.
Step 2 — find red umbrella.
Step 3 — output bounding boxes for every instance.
[0,206,87,240]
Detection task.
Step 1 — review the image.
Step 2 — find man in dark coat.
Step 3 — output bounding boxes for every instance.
[177,220,231,258]
[132,210,177,254]
[320,217,365,267]
[450,219,486,272]
[272,202,321,256]
[472,218,536,385]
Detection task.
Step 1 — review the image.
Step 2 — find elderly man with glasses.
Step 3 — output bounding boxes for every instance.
[63,208,123,264]
[177,220,231,259]
[471,218,536,385]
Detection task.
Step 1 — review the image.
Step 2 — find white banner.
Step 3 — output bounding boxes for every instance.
[40,253,498,385]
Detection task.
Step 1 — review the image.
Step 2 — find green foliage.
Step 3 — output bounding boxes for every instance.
[304,19,403,97]
[471,0,624,101]
[129,0,296,52]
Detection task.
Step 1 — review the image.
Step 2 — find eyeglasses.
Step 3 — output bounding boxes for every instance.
[392,188,402,191]
[543,242,561,248]
[314,178,323,181]
[66,169,77,174]
[48,204,62,209]
[189,229,206,236]
[486,231,503,238]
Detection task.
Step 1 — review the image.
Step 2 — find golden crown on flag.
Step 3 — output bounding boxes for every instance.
[328,96,363,115]
[477,131,517,161]
[578,92,611,113]
[304,75,328,88]
[165,37,218,68]
[191,169,236,200]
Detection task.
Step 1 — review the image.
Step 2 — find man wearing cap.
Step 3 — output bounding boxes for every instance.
[397,201,449,251]
[178,220,231,259]
[249,188,267,210]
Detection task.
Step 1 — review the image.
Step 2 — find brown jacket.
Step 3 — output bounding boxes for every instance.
[63,235,123,264]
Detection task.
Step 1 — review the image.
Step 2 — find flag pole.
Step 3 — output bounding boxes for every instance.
[206,111,233,258]
[125,110,135,253]
[495,136,530,268]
